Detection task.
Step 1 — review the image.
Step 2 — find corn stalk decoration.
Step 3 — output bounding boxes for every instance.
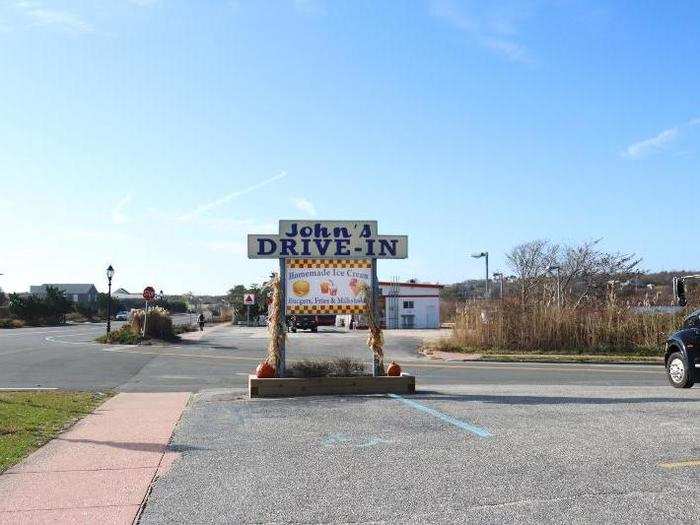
[266,274,285,372]
[358,281,385,375]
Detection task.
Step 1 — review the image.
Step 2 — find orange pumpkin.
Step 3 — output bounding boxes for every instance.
[255,361,276,378]
[386,361,401,376]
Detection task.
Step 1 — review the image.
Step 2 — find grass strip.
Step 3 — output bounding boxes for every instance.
[0,390,109,472]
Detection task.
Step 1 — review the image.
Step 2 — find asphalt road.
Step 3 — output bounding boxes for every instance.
[0,323,672,391]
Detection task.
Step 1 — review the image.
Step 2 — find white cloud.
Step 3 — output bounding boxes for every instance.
[127,0,160,7]
[292,197,317,217]
[13,1,94,34]
[178,171,287,222]
[623,128,678,158]
[293,0,325,16]
[430,0,535,64]
[112,194,132,225]
[483,38,532,64]
[622,117,700,159]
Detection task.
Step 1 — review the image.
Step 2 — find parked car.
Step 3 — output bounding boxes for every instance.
[115,311,129,321]
[665,309,699,388]
[287,315,335,333]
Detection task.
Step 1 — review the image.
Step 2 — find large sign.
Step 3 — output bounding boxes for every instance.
[248,220,407,259]
[285,259,371,315]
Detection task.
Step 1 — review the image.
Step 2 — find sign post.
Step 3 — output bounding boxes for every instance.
[142,286,156,337]
[244,293,255,326]
[371,258,381,376]
[278,258,286,377]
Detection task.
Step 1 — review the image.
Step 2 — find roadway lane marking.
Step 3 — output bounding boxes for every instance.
[659,460,700,469]
[0,328,105,336]
[387,393,491,438]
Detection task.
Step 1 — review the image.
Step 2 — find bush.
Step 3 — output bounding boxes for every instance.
[8,287,72,325]
[96,325,141,344]
[214,308,234,323]
[287,358,368,378]
[73,303,97,321]
[0,319,25,329]
[130,307,176,340]
[449,300,682,355]
[174,324,199,335]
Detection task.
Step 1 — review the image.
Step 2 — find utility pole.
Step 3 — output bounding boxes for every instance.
[471,252,489,298]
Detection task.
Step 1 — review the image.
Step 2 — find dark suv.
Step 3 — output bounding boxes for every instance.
[665,309,699,388]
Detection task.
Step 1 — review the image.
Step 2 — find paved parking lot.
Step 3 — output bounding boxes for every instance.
[2,323,698,522]
[141,384,699,524]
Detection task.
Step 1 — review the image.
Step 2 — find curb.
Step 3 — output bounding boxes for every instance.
[419,348,664,366]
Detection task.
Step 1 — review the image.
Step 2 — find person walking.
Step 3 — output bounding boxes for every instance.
[198,312,205,332]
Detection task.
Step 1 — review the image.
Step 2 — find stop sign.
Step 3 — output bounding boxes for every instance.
[143,286,156,301]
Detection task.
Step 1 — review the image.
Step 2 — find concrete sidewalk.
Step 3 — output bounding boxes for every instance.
[0,392,190,525]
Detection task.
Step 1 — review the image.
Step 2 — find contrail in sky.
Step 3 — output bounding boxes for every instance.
[178,171,287,221]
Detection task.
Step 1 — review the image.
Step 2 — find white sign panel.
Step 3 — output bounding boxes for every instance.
[285,259,372,315]
[247,220,407,259]
[243,293,255,305]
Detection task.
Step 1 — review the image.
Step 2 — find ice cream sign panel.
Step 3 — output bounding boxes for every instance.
[285,259,372,315]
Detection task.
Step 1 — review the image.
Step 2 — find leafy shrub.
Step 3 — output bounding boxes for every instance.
[130,307,176,340]
[73,303,97,321]
[9,287,72,325]
[287,358,368,378]
[0,319,25,329]
[96,325,141,344]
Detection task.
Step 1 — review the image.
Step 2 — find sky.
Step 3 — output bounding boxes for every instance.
[1,0,699,295]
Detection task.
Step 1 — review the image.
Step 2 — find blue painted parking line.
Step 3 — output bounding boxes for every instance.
[387,393,492,438]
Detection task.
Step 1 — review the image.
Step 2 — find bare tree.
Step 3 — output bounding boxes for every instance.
[558,239,641,306]
[507,239,641,307]
[506,240,559,303]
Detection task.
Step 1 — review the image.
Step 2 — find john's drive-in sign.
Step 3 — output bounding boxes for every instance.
[247,220,407,259]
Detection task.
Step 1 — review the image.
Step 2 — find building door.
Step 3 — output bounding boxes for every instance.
[426,305,437,328]
[401,314,415,329]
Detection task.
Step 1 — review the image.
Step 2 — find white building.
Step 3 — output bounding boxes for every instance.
[379,280,442,329]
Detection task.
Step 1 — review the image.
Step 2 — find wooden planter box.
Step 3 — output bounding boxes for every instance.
[249,373,415,398]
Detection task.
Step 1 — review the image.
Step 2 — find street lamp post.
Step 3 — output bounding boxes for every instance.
[471,252,489,298]
[106,265,115,334]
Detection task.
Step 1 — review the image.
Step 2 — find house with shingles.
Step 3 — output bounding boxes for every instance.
[29,284,98,305]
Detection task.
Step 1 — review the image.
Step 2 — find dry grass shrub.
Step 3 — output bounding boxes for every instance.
[450,299,683,355]
[287,358,369,378]
[130,307,176,340]
[0,319,25,329]
[217,308,234,322]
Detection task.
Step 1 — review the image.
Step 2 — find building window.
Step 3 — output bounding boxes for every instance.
[401,315,415,328]
[403,301,414,309]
